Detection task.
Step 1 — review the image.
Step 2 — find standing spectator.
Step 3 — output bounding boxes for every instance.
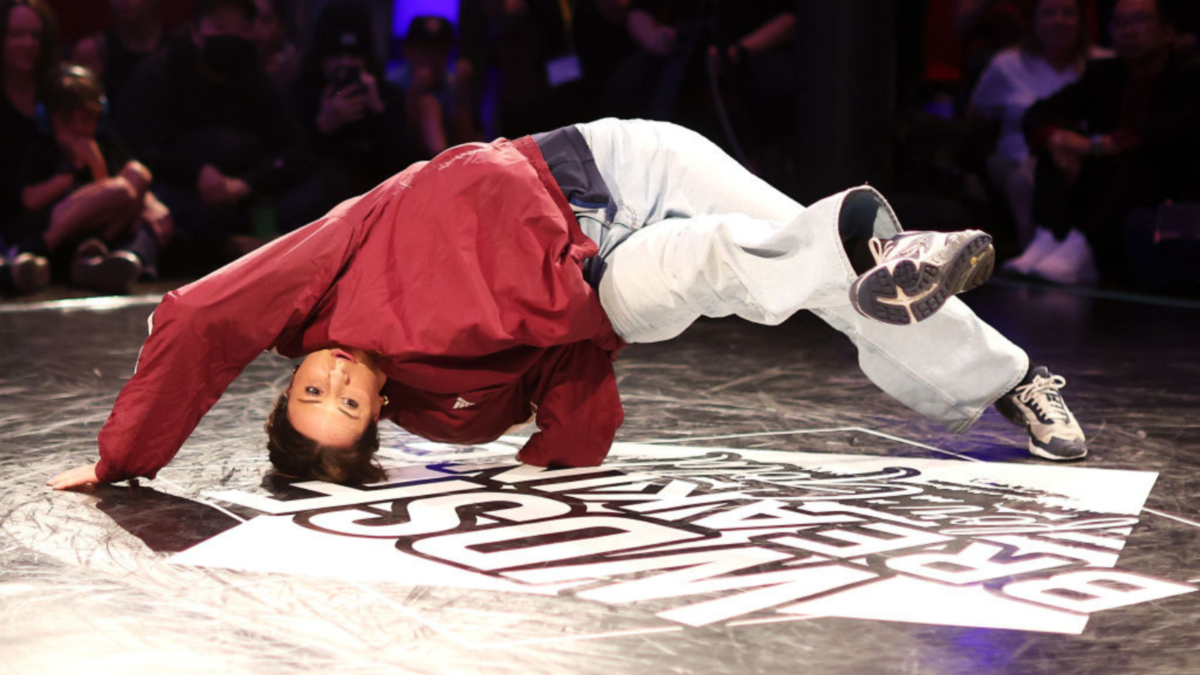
[294,0,411,209]
[607,1,794,128]
[0,0,59,292]
[9,64,170,294]
[704,3,796,177]
[72,0,168,108]
[572,0,634,120]
[114,0,313,273]
[1020,0,1200,284]
[403,15,478,158]
[251,0,300,93]
[457,0,583,138]
[968,0,1108,263]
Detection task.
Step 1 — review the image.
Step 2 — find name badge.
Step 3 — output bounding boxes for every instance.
[546,53,583,87]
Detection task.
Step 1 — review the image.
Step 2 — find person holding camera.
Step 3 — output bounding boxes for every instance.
[113,0,313,273]
[295,0,413,211]
[402,15,479,158]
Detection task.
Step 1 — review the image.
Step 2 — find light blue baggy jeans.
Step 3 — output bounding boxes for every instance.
[574,118,1029,433]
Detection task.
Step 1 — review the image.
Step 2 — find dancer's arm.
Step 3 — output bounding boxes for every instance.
[49,212,362,489]
[46,463,99,490]
[517,341,624,467]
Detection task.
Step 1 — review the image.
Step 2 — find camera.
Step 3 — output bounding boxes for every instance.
[332,64,363,94]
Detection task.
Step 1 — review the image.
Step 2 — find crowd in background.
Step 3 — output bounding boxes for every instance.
[902,0,1199,290]
[1,0,1198,297]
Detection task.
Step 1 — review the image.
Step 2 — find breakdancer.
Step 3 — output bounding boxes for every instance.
[49,118,1085,490]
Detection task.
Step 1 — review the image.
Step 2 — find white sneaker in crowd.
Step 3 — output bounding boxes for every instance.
[10,252,51,294]
[71,239,143,295]
[1030,228,1099,285]
[1001,227,1059,276]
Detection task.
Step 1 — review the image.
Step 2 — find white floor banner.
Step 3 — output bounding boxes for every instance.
[172,438,1192,634]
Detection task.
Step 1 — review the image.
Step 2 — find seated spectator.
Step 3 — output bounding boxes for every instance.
[1097,0,1198,53]
[5,64,170,295]
[251,0,299,93]
[402,15,478,158]
[457,0,573,138]
[72,0,169,108]
[293,0,411,209]
[114,0,313,273]
[1019,0,1200,284]
[968,0,1108,260]
[1,0,59,290]
[956,0,1038,99]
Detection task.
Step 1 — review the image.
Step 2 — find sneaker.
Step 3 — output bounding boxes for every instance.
[849,230,995,325]
[10,252,51,294]
[995,366,1087,461]
[1030,229,1099,285]
[1002,227,1059,276]
[0,255,12,294]
[73,237,109,263]
[71,250,142,294]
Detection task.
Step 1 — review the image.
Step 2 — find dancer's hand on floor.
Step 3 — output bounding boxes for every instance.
[47,462,100,491]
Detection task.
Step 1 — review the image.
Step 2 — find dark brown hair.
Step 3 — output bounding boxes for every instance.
[194,0,258,23]
[0,0,61,87]
[1022,0,1092,61]
[265,392,385,484]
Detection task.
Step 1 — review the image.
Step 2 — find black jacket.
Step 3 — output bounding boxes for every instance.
[114,39,312,194]
[1023,53,1200,197]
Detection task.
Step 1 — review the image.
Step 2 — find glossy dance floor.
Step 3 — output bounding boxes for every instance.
[3,282,1199,675]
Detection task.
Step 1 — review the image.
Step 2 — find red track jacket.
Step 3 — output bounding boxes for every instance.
[95,137,625,483]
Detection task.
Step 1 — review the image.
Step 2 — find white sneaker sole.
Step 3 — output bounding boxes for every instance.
[850,233,995,325]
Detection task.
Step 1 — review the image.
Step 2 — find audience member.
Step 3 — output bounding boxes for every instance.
[957,0,1039,62]
[1020,0,1200,284]
[969,0,1108,258]
[1096,0,1199,51]
[72,0,168,108]
[703,3,795,177]
[0,0,59,291]
[956,0,1039,106]
[114,0,312,273]
[571,0,634,119]
[251,0,299,93]
[607,0,699,121]
[7,64,170,295]
[606,1,794,130]
[457,0,585,138]
[402,15,478,158]
[294,0,410,208]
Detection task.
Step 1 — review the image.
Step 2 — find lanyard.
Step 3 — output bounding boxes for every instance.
[557,0,576,52]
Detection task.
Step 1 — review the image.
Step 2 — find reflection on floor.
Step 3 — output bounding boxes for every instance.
[2,281,1198,675]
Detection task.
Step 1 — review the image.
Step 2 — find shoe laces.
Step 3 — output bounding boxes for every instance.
[869,233,930,264]
[868,237,892,264]
[1013,374,1070,423]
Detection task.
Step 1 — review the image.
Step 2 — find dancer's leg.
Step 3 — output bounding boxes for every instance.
[580,118,1028,431]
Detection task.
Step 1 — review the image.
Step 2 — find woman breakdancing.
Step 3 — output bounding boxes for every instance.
[48,118,1087,491]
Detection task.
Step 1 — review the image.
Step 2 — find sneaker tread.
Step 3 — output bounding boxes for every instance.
[850,231,993,326]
